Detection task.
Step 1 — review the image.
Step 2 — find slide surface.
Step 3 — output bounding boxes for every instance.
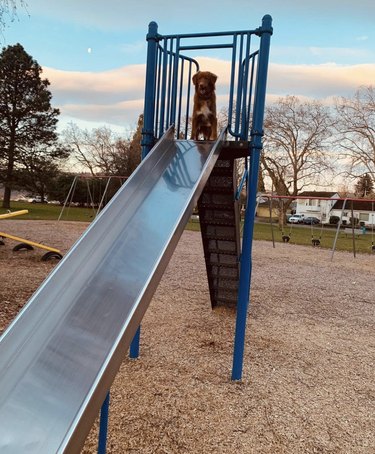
[0,128,224,453]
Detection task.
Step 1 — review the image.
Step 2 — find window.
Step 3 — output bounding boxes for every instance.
[359,213,369,221]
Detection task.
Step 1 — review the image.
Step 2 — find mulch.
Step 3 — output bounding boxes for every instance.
[1,220,374,453]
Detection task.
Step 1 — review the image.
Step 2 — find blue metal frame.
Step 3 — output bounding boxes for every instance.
[146,16,272,371]
[232,15,273,380]
[141,17,272,152]
[98,392,110,454]
[141,16,273,382]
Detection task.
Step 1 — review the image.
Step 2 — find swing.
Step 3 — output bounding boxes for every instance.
[310,218,324,247]
[282,216,292,243]
[282,232,291,243]
[279,199,291,243]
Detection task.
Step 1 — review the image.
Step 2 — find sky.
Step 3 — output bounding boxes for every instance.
[2,0,375,134]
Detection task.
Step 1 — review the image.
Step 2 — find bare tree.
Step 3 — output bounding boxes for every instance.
[261,95,334,223]
[0,0,27,38]
[62,124,116,176]
[335,86,375,185]
[62,119,141,177]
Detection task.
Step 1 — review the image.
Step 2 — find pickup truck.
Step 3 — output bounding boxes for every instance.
[288,214,305,224]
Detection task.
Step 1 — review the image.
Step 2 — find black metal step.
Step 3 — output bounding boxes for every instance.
[204,175,234,190]
[212,278,239,290]
[201,225,237,239]
[207,239,238,254]
[198,152,241,309]
[200,209,236,224]
[209,265,239,279]
[200,192,234,206]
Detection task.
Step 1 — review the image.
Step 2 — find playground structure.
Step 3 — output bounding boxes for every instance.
[58,174,128,221]
[262,194,375,259]
[0,16,272,454]
[0,210,62,261]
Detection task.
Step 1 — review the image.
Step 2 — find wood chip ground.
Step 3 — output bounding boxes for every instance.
[0,220,374,453]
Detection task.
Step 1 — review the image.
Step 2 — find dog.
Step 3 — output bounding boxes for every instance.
[191,71,218,141]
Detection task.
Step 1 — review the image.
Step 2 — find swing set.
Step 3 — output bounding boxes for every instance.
[263,193,375,257]
[58,174,128,221]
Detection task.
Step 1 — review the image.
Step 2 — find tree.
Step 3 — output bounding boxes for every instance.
[335,86,375,186]
[0,43,61,208]
[14,143,70,202]
[0,1,27,38]
[261,96,333,224]
[354,173,374,198]
[62,124,119,176]
[110,114,142,177]
[62,116,142,177]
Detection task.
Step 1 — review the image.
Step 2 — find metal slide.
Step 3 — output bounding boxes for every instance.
[0,127,224,453]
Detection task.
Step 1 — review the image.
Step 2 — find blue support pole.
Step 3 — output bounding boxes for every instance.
[141,21,159,159]
[97,392,110,454]
[232,15,273,381]
[132,22,160,358]
[129,325,141,359]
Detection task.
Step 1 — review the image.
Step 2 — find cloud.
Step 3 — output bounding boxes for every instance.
[44,58,375,132]
[270,45,374,65]
[62,100,144,127]
[268,62,375,99]
[43,65,146,105]
[308,46,370,60]
[356,36,368,42]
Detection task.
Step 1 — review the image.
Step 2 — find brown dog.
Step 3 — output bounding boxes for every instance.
[191,71,218,140]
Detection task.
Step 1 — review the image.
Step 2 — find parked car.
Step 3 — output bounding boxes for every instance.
[303,216,320,225]
[29,196,48,204]
[288,214,305,224]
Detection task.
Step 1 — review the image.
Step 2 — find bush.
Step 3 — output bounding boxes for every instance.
[329,215,340,225]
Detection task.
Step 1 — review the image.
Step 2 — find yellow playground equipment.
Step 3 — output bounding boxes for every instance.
[0,210,63,261]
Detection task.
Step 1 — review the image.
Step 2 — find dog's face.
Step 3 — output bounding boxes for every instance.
[192,71,217,99]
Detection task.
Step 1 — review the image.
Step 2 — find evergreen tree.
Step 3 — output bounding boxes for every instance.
[0,43,60,208]
[354,173,374,198]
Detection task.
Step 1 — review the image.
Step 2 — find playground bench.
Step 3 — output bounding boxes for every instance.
[344,228,365,237]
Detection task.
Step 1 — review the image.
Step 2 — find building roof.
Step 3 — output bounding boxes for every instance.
[332,199,375,211]
[298,191,338,198]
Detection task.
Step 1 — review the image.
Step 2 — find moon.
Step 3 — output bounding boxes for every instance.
[87,47,92,54]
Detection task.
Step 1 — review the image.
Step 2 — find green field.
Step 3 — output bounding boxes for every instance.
[184,218,375,255]
[2,201,374,254]
[252,222,375,255]
[0,201,97,222]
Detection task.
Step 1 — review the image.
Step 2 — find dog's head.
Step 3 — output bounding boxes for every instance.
[192,71,217,99]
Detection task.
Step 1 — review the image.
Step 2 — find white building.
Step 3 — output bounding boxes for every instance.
[295,191,339,224]
[330,199,375,227]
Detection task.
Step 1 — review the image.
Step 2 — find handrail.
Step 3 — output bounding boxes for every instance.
[142,16,273,154]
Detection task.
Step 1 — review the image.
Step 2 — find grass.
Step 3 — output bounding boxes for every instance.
[0,201,97,222]
[254,222,375,255]
[2,201,375,255]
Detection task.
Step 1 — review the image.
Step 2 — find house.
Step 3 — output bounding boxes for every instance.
[256,194,296,219]
[295,191,339,224]
[256,197,279,219]
[330,199,375,227]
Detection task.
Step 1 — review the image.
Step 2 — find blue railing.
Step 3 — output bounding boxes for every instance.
[142,17,273,157]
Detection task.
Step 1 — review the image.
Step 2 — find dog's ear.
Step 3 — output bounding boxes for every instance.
[208,72,217,85]
[192,71,200,86]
